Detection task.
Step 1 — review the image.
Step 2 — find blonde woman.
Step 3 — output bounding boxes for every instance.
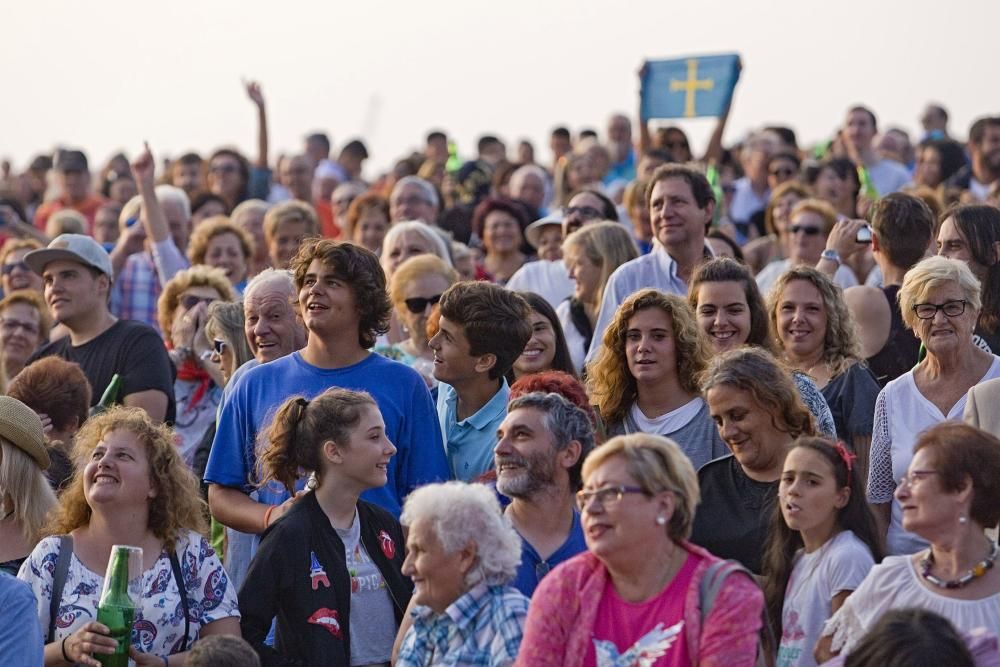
[768,266,880,485]
[558,222,639,375]
[187,217,255,294]
[0,397,57,575]
[157,265,236,465]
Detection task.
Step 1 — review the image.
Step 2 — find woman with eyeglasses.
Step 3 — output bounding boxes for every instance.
[518,433,766,666]
[0,290,50,388]
[867,256,1000,556]
[375,254,458,392]
[755,199,859,296]
[816,422,1000,662]
[157,266,236,467]
[743,181,811,275]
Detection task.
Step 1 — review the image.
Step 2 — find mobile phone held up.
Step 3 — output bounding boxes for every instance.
[856,224,873,244]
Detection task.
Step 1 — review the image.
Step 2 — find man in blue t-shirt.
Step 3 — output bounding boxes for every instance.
[429,282,531,481]
[495,391,594,597]
[205,239,449,573]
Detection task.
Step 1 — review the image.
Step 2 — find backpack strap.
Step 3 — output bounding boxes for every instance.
[168,549,191,652]
[47,535,74,644]
[698,559,776,667]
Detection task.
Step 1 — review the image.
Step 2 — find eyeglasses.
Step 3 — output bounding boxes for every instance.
[0,317,39,336]
[575,485,648,511]
[210,164,239,175]
[180,294,217,310]
[1,261,29,275]
[912,300,967,320]
[212,338,227,355]
[770,167,796,178]
[562,205,602,220]
[789,225,823,236]
[897,470,939,488]
[404,294,443,314]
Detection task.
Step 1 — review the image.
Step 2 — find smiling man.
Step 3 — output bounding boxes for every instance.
[205,238,448,588]
[24,234,175,422]
[587,164,714,362]
[429,281,532,481]
[495,392,593,597]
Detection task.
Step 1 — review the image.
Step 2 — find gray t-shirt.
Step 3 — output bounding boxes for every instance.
[335,510,397,666]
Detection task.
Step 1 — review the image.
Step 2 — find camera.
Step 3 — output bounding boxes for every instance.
[856,224,872,244]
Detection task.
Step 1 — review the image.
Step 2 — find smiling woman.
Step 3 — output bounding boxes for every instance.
[187,216,255,294]
[509,292,576,383]
[16,407,240,665]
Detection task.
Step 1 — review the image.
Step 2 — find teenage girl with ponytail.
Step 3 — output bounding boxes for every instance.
[238,388,413,666]
[763,436,884,667]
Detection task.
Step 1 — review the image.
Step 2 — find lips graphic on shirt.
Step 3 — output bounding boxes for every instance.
[379,530,396,559]
[307,608,343,639]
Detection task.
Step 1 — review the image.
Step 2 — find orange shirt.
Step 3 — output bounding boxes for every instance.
[34,194,107,234]
[314,199,340,239]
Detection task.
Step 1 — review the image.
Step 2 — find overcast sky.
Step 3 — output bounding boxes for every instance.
[2,0,996,175]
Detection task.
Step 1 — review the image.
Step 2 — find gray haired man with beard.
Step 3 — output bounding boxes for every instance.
[494,391,594,597]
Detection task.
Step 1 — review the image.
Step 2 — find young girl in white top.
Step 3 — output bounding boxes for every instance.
[764,437,884,667]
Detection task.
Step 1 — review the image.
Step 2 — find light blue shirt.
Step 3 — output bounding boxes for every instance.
[586,245,696,363]
[436,379,509,481]
[0,572,43,665]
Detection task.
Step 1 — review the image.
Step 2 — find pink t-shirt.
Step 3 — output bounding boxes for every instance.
[584,552,700,667]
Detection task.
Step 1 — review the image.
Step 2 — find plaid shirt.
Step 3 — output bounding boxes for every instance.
[111,239,188,333]
[397,583,529,667]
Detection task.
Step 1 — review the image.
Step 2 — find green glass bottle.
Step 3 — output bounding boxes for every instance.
[95,546,136,667]
[858,165,879,201]
[90,374,123,417]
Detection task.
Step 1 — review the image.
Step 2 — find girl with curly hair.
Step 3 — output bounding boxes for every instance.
[587,289,728,470]
[17,406,240,666]
[768,267,880,485]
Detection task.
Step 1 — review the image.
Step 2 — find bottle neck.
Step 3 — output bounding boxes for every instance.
[103,547,133,602]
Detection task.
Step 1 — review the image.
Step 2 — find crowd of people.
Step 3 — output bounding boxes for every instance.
[0,79,998,666]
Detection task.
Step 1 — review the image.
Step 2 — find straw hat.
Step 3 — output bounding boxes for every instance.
[0,396,50,470]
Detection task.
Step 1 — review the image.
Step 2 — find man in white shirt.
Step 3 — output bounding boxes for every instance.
[586,164,714,361]
[843,106,910,195]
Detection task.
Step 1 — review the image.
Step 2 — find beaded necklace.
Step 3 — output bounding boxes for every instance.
[919,540,999,589]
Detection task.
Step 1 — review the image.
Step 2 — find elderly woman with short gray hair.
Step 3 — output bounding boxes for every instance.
[396,481,529,667]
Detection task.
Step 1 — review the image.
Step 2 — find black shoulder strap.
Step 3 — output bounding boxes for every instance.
[47,535,74,644]
[169,549,191,652]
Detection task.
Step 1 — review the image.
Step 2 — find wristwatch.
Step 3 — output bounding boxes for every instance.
[820,249,841,266]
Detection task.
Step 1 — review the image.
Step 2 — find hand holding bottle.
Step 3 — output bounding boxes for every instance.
[61,621,118,667]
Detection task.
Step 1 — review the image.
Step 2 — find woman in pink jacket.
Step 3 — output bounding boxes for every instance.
[517,433,766,667]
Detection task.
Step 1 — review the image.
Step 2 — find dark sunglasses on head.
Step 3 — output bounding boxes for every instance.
[1,261,29,275]
[790,225,823,236]
[212,338,227,354]
[180,294,217,310]
[404,294,443,314]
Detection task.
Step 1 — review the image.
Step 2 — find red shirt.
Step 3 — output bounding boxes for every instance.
[34,194,107,234]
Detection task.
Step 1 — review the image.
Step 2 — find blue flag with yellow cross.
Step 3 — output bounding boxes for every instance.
[640,54,741,120]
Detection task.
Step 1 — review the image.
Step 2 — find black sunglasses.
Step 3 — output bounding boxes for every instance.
[404,294,443,314]
[1,261,30,275]
[770,167,796,178]
[789,225,823,236]
[212,338,227,355]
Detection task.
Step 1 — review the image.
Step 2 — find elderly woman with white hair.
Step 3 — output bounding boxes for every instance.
[868,255,1000,556]
[396,482,529,667]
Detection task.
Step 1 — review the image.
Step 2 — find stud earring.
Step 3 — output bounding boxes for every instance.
[656,516,667,526]
[959,515,968,525]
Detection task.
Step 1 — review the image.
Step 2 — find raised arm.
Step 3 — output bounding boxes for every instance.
[245,80,269,169]
[131,143,171,245]
[700,57,741,165]
[637,63,652,154]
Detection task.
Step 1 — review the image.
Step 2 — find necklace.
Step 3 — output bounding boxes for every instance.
[919,540,999,589]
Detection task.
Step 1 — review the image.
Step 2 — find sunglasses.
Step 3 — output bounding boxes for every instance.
[404,294,442,314]
[789,225,823,236]
[770,167,796,178]
[1,261,29,275]
[212,338,227,354]
[180,294,217,310]
[562,205,602,220]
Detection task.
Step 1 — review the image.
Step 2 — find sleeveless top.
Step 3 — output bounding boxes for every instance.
[866,285,921,387]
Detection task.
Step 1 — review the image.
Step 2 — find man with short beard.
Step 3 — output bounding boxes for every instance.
[946,115,1000,200]
[495,391,594,597]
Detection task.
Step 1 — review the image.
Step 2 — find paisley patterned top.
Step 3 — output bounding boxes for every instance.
[17,530,239,656]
